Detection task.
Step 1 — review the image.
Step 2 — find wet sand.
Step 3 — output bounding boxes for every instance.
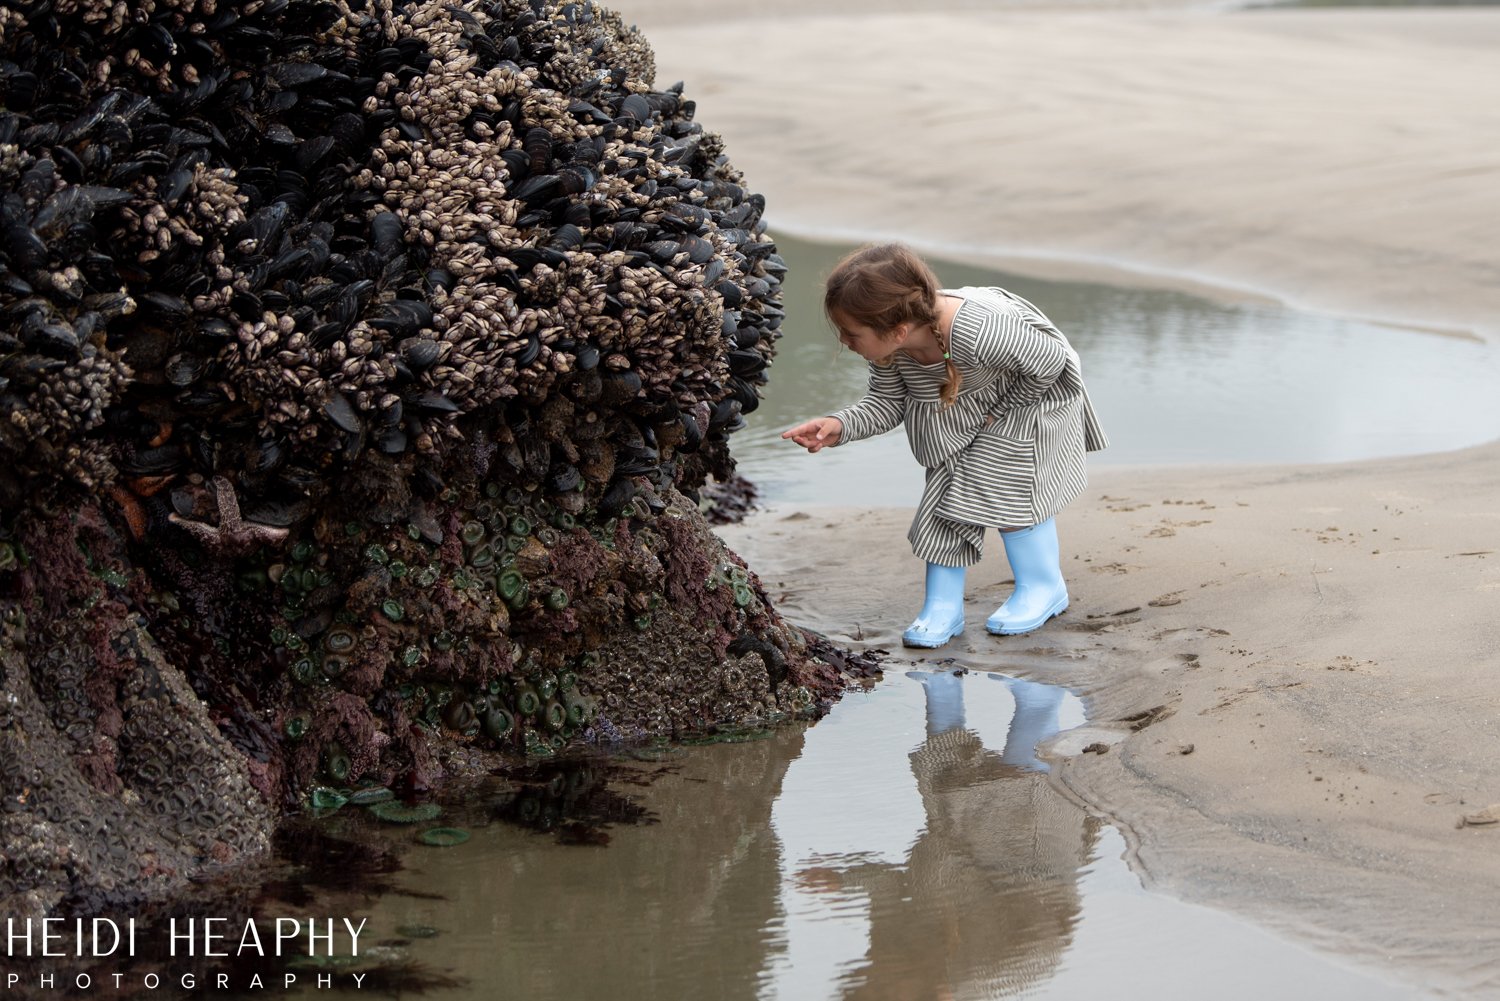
[604,0,1500,993]
[622,4,1500,341]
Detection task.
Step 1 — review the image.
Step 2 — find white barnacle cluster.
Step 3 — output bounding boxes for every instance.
[0,0,783,528]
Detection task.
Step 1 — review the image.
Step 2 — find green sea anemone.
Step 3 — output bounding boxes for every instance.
[545,587,569,610]
[323,744,351,783]
[417,827,470,847]
[324,628,356,654]
[483,706,516,739]
[348,787,395,806]
[381,599,404,622]
[368,801,442,824]
[310,787,347,810]
[515,685,541,717]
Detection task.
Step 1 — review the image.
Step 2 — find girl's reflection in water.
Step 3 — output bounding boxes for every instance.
[765,671,1101,1001]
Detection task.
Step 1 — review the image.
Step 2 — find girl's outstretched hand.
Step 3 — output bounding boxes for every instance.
[781,416,843,453]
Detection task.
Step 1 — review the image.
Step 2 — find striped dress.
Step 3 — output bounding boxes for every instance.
[829,286,1108,567]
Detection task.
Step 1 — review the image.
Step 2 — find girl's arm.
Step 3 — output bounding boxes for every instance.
[827,361,908,445]
[971,305,1070,417]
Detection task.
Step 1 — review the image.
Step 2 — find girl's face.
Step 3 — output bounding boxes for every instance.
[832,311,908,363]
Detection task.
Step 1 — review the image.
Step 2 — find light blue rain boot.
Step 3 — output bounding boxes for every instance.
[902,563,966,648]
[986,519,1069,635]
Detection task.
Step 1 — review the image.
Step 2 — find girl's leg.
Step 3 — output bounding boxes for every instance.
[986,518,1069,635]
[902,468,984,648]
[904,507,983,649]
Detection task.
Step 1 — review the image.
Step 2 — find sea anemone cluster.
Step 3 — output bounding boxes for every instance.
[0,0,836,912]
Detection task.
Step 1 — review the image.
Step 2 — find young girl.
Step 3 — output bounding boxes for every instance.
[782,243,1108,648]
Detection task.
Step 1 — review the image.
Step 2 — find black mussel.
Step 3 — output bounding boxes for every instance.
[601,370,642,405]
[644,240,680,265]
[548,223,583,251]
[730,376,761,413]
[515,333,541,367]
[375,427,408,454]
[500,148,530,180]
[510,174,559,204]
[412,390,459,415]
[165,353,208,387]
[523,126,552,174]
[295,135,336,173]
[599,477,637,518]
[717,281,744,308]
[245,497,312,528]
[0,270,31,296]
[23,321,81,357]
[558,165,594,194]
[370,210,403,253]
[270,62,329,88]
[676,409,703,453]
[400,337,441,370]
[618,93,651,124]
[141,292,190,318]
[709,397,741,431]
[681,235,714,264]
[248,437,287,474]
[729,349,767,378]
[323,392,363,434]
[568,100,611,125]
[548,464,582,494]
[3,224,48,272]
[123,444,187,476]
[370,298,432,336]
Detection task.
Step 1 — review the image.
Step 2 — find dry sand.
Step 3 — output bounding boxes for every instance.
[603,0,1500,994]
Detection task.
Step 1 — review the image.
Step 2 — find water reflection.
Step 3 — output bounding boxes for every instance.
[248,671,1418,1001]
[764,672,1097,1000]
[736,234,1500,506]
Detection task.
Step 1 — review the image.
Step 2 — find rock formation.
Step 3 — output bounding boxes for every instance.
[0,0,843,916]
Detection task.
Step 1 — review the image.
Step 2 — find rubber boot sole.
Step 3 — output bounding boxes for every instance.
[902,624,965,649]
[985,598,1068,636]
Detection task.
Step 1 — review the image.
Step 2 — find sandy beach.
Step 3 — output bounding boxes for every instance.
[609,0,1500,993]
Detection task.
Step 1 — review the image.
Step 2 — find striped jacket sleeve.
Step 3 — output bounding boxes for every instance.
[969,303,1070,416]
[828,361,907,444]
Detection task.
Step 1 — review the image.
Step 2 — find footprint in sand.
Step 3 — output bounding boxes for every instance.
[1149,519,1213,539]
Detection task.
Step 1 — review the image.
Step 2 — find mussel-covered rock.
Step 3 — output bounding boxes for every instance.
[0,0,841,916]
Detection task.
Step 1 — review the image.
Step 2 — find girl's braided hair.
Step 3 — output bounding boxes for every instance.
[824,243,961,408]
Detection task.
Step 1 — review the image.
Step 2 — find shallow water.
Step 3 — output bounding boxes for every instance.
[255,672,1420,1000]
[733,235,1500,507]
